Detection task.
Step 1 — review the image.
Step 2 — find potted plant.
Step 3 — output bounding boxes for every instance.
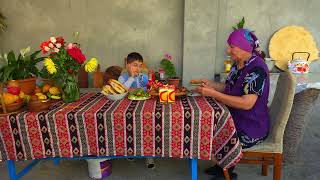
[0,47,44,94]
[160,53,180,87]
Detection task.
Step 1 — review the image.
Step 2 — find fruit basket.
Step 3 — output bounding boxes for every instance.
[28,100,52,112]
[0,100,24,114]
[0,83,25,114]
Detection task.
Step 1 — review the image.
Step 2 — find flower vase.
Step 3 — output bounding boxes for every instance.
[62,73,80,103]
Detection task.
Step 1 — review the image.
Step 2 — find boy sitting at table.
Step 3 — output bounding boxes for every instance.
[118,52,155,169]
[118,52,149,92]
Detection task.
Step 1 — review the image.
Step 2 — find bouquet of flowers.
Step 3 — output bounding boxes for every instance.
[40,36,98,102]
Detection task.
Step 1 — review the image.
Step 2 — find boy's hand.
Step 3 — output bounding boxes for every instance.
[128,64,138,77]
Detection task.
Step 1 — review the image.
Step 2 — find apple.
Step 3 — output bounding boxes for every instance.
[15,98,23,103]
[7,86,21,95]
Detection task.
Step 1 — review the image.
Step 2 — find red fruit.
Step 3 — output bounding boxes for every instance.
[15,98,23,103]
[7,86,21,95]
[156,82,163,87]
[67,69,73,73]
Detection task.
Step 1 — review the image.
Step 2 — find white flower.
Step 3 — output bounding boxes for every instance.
[49,43,54,48]
[44,46,50,52]
[53,48,59,53]
[3,53,7,61]
[0,54,8,64]
[20,46,31,58]
[50,37,56,43]
[55,43,61,48]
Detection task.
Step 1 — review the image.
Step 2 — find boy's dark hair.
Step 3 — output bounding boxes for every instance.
[126,52,143,64]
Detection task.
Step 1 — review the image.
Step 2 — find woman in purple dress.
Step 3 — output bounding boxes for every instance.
[195,29,270,180]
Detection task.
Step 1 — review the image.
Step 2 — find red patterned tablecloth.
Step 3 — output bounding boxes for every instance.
[0,93,242,168]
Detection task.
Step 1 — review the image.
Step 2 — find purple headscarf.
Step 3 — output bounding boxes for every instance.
[227,28,262,57]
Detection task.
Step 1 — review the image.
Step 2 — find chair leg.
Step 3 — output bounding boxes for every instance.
[262,157,268,176]
[273,153,282,180]
[223,169,231,180]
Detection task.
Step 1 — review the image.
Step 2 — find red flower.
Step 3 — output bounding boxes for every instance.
[67,69,73,74]
[67,47,86,64]
[40,41,50,54]
[56,36,65,46]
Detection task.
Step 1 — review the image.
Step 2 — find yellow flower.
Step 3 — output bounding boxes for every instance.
[44,58,57,74]
[85,58,98,72]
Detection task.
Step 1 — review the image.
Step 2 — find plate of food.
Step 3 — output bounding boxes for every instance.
[128,89,151,101]
[187,91,202,97]
[189,80,203,86]
[149,86,188,96]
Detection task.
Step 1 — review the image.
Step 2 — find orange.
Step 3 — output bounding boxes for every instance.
[7,80,20,88]
[35,86,42,93]
[42,84,51,93]
[49,87,60,95]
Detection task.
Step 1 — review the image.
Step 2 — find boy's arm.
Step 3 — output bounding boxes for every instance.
[118,75,135,89]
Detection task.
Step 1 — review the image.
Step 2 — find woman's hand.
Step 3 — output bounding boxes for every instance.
[201,79,215,88]
[194,84,216,97]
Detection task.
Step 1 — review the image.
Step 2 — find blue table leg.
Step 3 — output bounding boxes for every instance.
[17,160,40,179]
[7,160,18,180]
[53,159,60,166]
[191,159,197,180]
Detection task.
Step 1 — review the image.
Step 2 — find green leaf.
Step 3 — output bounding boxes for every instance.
[7,51,16,64]
[237,17,245,29]
[30,50,41,60]
[2,65,14,82]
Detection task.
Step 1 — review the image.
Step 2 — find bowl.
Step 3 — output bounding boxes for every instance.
[102,92,128,101]
[28,100,52,112]
[0,101,24,113]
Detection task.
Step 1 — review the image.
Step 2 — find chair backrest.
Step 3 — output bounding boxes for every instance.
[268,71,296,146]
[103,66,123,84]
